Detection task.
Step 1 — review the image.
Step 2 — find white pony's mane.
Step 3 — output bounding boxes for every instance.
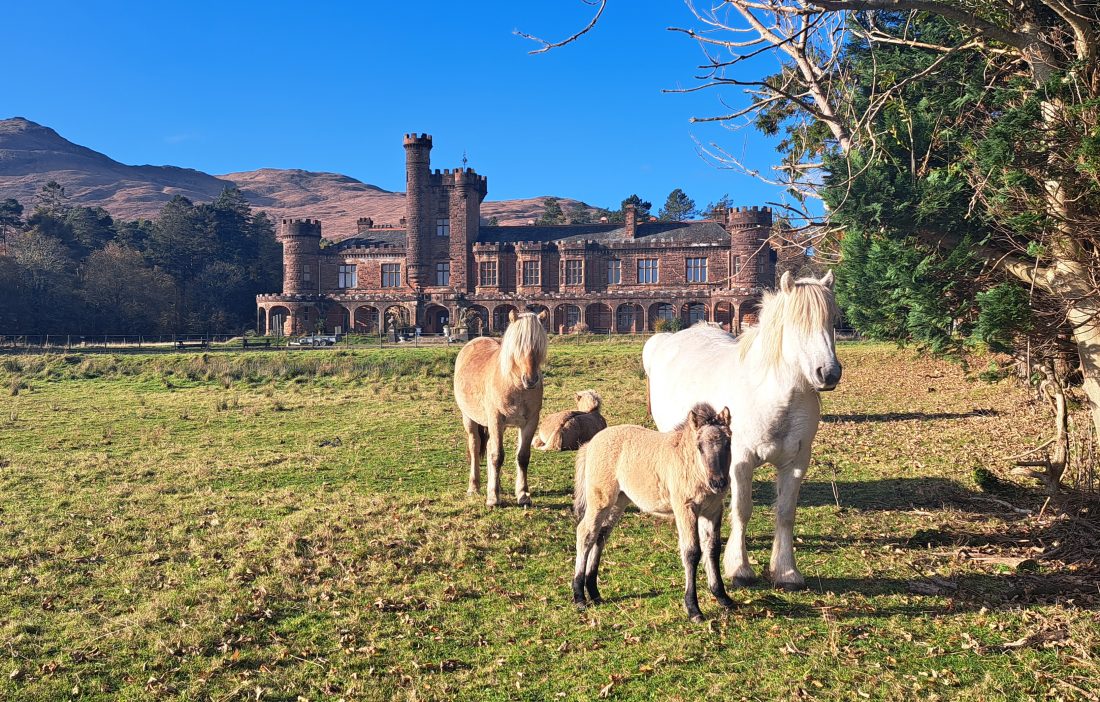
[498,312,548,377]
[735,278,839,372]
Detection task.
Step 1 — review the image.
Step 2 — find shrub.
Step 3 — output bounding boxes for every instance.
[654,318,684,333]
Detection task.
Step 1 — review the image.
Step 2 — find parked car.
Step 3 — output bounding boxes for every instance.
[289,335,338,347]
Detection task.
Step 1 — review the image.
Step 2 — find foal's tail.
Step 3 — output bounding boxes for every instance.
[573,445,589,523]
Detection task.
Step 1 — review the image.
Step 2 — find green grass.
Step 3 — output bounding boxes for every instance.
[0,341,1096,701]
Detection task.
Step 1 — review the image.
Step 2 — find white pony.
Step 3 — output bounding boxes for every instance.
[643,271,841,590]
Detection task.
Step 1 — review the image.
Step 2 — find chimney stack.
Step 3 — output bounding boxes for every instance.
[624,204,637,238]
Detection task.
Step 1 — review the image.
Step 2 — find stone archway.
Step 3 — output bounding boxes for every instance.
[423,304,450,335]
[682,302,708,327]
[492,304,518,333]
[615,303,642,333]
[354,305,380,334]
[554,303,581,333]
[268,306,290,337]
[714,301,734,332]
[585,303,612,333]
[648,302,675,331]
[325,305,350,334]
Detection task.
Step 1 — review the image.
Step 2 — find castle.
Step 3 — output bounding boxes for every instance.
[256,134,776,337]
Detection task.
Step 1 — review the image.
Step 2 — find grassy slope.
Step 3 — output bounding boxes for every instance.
[0,342,1096,701]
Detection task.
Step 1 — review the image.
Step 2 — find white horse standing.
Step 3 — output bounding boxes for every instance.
[643,271,842,590]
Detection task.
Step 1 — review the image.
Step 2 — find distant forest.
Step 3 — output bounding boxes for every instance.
[0,183,281,335]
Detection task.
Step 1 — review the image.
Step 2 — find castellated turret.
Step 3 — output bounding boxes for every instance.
[723,206,775,289]
[278,218,322,294]
[403,133,433,288]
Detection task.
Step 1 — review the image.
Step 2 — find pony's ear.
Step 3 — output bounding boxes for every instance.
[820,269,835,289]
[719,407,731,426]
[689,406,706,430]
[508,309,518,323]
[537,309,548,321]
[779,270,794,293]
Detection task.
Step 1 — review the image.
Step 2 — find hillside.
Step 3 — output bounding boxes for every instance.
[0,117,594,237]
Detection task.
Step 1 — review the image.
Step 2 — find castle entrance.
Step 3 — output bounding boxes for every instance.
[423,304,449,335]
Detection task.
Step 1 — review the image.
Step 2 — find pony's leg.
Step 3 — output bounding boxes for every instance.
[485,416,505,508]
[584,493,628,604]
[699,502,735,609]
[572,504,605,607]
[462,415,483,496]
[723,459,757,585]
[514,417,538,506]
[673,502,704,622]
[770,461,808,591]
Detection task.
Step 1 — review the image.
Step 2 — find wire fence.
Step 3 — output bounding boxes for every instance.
[0,328,863,354]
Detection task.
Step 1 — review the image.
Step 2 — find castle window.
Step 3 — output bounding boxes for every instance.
[437,218,450,237]
[436,262,450,286]
[338,264,357,289]
[638,259,659,284]
[733,255,742,275]
[607,259,621,285]
[565,260,584,286]
[302,266,312,283]
[686,257,708,283]
[522,260,541,286]
[479,260,497,287]
[381,263,401,288]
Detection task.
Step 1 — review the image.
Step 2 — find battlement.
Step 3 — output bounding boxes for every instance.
[403,133,433,146]
[279,218,322,238]
[725,205,773,228]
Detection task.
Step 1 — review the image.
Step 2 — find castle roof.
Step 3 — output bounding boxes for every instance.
[330,230,407,250]
[478,220,730,246]
[326,220,733,251]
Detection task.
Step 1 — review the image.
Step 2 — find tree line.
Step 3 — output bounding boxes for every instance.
[535,189,704,225]
[0,182,281,335]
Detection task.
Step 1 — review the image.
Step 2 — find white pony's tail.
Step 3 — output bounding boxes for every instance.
[573,445,589,523]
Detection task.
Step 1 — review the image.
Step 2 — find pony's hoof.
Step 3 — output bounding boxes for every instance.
[731,574,758,588]
[516,495,533,508]
[573,598,587,611]
[716,596,736,610]
[485,499,500,509]
[689,613,705,623]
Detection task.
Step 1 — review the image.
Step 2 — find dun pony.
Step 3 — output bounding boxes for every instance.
[453,309,548,507]
[643,271,841,590]
[531,389,606,451]
[572,403,734,621]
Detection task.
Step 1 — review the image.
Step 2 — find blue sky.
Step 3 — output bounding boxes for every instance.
[5,1,787,213]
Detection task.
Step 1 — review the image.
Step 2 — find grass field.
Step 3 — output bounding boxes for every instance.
[0,340,1097,701]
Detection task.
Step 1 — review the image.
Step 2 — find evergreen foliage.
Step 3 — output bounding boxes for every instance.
[0,183,281,335]
[658,188,696,221]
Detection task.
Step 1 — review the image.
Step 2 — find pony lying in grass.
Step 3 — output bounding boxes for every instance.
[572,403,735,621]
[531,389,606,451]
[454,309,548,507]
[643,271,842,590]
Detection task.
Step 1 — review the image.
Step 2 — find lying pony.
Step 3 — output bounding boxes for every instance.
[531,389,606,451]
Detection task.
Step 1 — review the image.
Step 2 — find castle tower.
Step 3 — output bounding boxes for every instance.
[725,206,774,289]
[449,168,488,293]
[403,133,433,289]
[278,218,322,294]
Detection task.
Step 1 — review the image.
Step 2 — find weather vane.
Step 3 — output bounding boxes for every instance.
[462,150,468,168]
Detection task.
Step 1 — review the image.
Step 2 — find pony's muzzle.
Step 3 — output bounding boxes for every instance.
[815,363,842,391]
[521,373,541,390]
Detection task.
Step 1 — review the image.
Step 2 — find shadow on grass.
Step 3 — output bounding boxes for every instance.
[752,477,1006,514]
[822,409,998,423]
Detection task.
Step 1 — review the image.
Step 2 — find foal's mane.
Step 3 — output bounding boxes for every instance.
[498,312,548,377]
[735,277,839,371]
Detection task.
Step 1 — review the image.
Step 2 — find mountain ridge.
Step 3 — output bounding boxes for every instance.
[0,117,593,237]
